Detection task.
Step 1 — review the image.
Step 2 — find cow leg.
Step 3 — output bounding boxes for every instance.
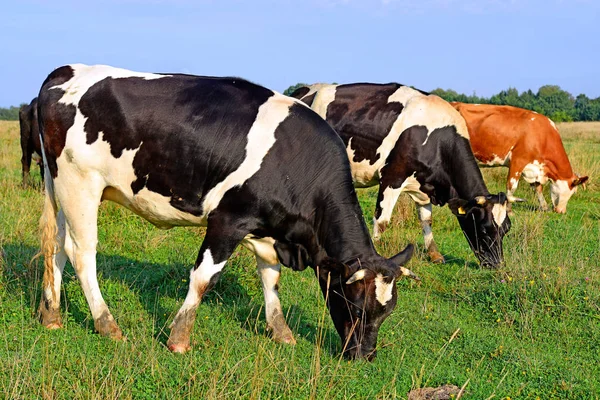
[416,203,444,264]
[373,185,402,239]
[37,159,45,186]
[20,143,32,187]
[39,210,68,329]
[531,182,549,211]
[168,216,246,353]
[506,167,522,215]
[57,179,122,340]
[257,259,296,344]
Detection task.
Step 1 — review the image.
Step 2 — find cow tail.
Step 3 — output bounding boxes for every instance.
[39,152,58,296]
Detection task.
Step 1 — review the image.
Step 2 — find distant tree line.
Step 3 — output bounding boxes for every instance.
[430,85,600,122]
[0,105,23,121]
[284,83,600,122]
[4,84,600,122]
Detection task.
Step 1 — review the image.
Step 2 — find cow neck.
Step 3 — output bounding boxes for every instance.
[448,140,490,200]
[315,192,380,266]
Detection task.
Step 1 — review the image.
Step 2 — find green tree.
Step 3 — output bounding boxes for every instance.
[0,105,23,121]
[283,83,309,96]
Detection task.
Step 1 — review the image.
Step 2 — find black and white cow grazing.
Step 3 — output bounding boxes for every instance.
[37,64,418,360]
[19,97,44,186]
[290,83,514,268]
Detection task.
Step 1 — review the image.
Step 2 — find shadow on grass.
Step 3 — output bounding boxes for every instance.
[1,242,341,356]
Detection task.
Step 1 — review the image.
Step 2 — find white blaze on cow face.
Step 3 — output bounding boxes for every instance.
[374,274,394,306]
[550,179,576,213]
[492,203,508,226]
[202,94,292,215]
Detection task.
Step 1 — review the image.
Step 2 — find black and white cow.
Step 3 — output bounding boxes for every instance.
[37,64,418,360]
[291,83,515,268]
[19,97,44,186]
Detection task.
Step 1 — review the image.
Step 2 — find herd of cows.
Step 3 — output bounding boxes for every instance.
[18,64,587,360]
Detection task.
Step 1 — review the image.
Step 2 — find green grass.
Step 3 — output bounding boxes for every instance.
[1,120,599,399]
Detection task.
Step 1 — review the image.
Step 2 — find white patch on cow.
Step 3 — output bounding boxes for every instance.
[508,177,519,193]
[346,138,379,187]
[492,203,507,226]
[51,64,168,106]
[549,119,558,131]
[550,179,575,213]
[202,94,292,216]
[481,151,512,167]
[299,83,331,102]
[521,160,547,185]
[374,173,429,238]
[310,84,338,119]
[384,92,469,157]
[241,236,279,265]
[530,117,536,121]
[417,204,434,249]
[179,249,226,312]
[375,274,394,306]
[387,85,419,106]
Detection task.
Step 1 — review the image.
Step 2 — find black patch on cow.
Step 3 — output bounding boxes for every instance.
[379,125,489,207]
[325,83,405,164]
[289,86,310,99]
[76,75,274,215]
[300,92,317,107]
[37,66,77,178]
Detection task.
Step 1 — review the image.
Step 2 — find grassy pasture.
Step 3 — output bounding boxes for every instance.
[1,120,599,399]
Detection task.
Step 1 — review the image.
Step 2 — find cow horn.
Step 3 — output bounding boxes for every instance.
[507,195,526,203]
[475,196,487,205]
[346,269,368,285]
[400,267,421,282]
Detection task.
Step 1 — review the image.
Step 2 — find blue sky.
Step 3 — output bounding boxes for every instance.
[2,0,598,107]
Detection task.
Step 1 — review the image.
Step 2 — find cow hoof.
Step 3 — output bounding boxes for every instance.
[168,342,191,353]
[94,312,123,340]
[429,252,445,264]
[270,329,297,345]
[39,303,63,329]
[267,314,296,345]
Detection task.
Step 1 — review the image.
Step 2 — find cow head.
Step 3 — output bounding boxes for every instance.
[315,244,416,361]
[550,176,588,213]
[448,193,513,269]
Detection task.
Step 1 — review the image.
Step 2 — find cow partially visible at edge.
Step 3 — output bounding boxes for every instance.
[451,102,588,213]
[37,64,418,361]
[291,83,518,268]
[19,97,44,187]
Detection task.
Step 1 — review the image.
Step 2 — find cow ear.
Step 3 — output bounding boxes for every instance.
[573,176,588,187]
[389,243,414,266]
[388,244,420,281]
[448,198,470,216]
[318,257,353,280]
[274,241,311,271]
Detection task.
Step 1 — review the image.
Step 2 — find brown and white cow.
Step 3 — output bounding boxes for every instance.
[291,83,515,268]
[37,64,418,360]
[451,103,588,213]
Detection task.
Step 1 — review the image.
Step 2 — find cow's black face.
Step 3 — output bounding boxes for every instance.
[449,194,511,269]
[315,244,414,360]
